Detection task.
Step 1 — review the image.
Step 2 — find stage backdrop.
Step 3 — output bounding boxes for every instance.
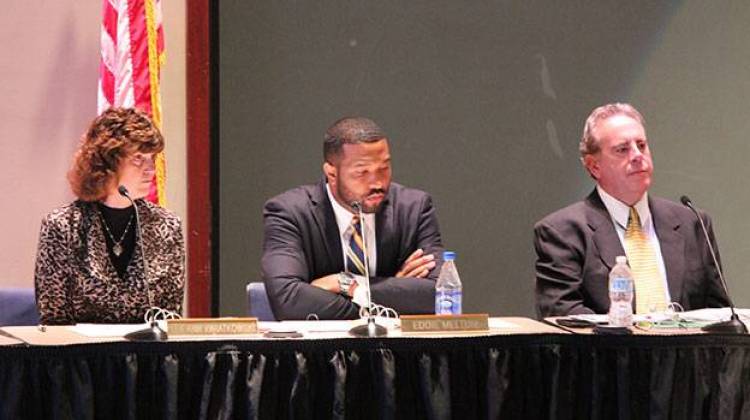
[218,1,750,317]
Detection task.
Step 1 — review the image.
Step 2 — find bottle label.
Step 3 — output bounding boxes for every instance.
[611,277,632,293]
[435,290,462,315]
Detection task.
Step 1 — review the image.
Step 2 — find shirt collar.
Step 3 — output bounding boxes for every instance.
[596,185,650,230]
[325,183,375,236]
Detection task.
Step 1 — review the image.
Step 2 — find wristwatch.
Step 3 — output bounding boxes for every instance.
[338,272,356,297]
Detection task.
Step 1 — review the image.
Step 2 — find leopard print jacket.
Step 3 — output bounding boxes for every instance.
[34,200,185,325]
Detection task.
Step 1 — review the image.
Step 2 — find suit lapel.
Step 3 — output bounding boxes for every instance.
[311,181,344,271]
[587,190,625,272]
[650,198,685,302]
[375,192,396,277]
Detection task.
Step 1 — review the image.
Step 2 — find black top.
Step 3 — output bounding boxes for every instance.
[97,202,137,279]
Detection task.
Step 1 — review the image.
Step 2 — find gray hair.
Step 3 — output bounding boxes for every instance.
[579,103,645,156]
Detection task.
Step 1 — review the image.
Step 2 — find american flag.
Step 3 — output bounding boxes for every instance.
[98,0,166,205]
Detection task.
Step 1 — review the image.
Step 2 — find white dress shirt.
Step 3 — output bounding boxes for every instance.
[326,184,377,307]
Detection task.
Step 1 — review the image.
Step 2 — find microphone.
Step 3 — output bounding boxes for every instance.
[119,186,167,341]
[680,195,747,334]
[348,200,387,337]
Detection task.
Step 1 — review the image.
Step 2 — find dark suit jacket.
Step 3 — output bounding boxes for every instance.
[534,190,730,317]
[262,180,444,320]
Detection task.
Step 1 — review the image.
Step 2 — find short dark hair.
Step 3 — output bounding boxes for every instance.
[323,117,387,162]
[68,107,164,201]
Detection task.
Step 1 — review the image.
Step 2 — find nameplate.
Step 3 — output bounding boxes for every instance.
[167,318,258,336]
[401,314,489,333]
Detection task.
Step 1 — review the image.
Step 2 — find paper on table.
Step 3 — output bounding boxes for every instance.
[261,317,401,333]
[679,307,750,323]
[0,330,24,345]
[70,323,153,337]
[569,313,659,323]
[260,320,354,333]
[488,318,521,329]
[568,314,609,323]
[263,318,520,333]
[568,307,750,324]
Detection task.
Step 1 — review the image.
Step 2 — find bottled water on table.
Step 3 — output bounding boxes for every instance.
[609,255,634,327]
[435,251,462,315]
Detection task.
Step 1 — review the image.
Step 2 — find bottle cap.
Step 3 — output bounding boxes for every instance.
[615,255,627,264]
[443,251,456,261]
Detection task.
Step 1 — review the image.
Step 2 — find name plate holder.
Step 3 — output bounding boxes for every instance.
[400,314,489,333]
[167,318,259,336]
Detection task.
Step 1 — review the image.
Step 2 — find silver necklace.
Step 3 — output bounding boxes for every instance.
[99,210,134,257]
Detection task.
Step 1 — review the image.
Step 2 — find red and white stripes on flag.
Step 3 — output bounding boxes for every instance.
[98,0,167,205]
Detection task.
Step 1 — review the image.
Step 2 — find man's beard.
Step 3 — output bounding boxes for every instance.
[339,186,386,213]
[360,200,381,213]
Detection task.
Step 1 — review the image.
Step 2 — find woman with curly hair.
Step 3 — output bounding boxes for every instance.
[34,108,184,325]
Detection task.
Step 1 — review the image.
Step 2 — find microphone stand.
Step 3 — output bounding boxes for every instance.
[118,186,168,342]
[681,196,747,334]
[348,202,387,337]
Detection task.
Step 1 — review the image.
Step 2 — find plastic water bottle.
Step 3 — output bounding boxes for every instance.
[608,255,634,327]
[435,251,462,315]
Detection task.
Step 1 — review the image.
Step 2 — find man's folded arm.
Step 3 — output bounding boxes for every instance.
[415,194,445,281]
[368,194,444,315]
[262,202,359,320]
[367,277,435,314]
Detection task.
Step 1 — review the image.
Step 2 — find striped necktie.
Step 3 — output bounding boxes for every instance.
[624,207,667,314]
[345,215,366,275]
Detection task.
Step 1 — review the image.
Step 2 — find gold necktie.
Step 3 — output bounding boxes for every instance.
[345,216,366,275]
[624,207,667,314]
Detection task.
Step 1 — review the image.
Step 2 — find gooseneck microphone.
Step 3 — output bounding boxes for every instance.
[119,186,168,341]
[348,200,387,337]
[680,195,747,334]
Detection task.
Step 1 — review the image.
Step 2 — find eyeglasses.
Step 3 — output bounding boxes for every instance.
[128,154,156,169]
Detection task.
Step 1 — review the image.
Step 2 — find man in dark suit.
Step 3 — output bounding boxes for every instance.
[262,117,444,320]
[534,103,729,317]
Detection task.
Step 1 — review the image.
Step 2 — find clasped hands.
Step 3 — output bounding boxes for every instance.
[311,248,437,294]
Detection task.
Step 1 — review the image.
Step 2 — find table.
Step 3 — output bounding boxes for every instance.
[1,318,750,419]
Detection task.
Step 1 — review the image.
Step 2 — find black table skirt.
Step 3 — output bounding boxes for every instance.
[2,334,750,420]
